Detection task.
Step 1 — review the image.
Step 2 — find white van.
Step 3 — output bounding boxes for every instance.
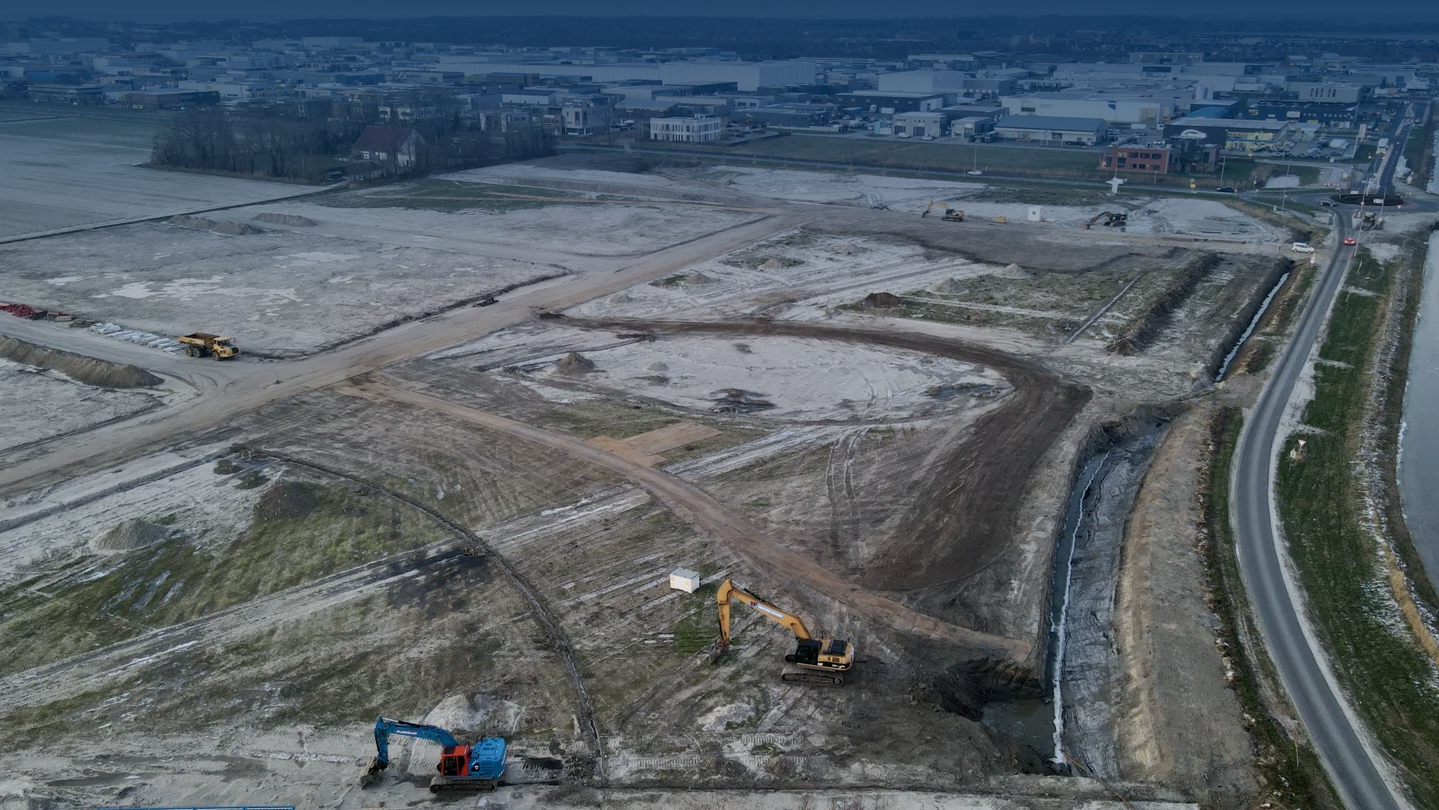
[1292,242,1316,254]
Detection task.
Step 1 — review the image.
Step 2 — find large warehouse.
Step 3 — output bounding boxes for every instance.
[1000,91,1175,126]
[992,115,1105,145]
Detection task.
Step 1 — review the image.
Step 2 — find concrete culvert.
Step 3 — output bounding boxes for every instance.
[91,518,170,552]
[252,213,317,227]
[253,481,319,520]
[556,352,596,375]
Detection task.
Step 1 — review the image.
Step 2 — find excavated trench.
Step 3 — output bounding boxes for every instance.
[982,410,1169,776]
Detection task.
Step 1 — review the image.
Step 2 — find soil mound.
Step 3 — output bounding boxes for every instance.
[212,220,264,236]
[681,271,716,286]
[556,352,596,375]
[0,336,162,389]
[254,481,319,521]
[608,293,633,305]
[759,258,783,270]
[996,263,1031,279]
[167,215,262,235]
[253,212,317,227]
[647,362,669,372]
[92,518,169,552]
[931,278,967,294]
[860,291,904,309]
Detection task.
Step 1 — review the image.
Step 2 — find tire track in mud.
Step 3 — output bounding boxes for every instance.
[245,449,607,783]
[564,318,1091,592]
[339,373,1031,663]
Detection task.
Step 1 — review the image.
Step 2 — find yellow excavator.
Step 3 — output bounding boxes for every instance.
[921,200,965,222]
[715,579,855,686]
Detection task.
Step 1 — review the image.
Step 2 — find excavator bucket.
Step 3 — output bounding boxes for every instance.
[359,757,387,788]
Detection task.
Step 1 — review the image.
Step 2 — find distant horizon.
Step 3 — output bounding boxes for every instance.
[6,5,1439,24]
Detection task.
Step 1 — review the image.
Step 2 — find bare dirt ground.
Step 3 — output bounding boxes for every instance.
[0,150,1280,809]
[0,116,317,239]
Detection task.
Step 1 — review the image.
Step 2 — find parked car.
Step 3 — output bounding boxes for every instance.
[1343,236,1358,246]
[1216,186,1237,193]
[1292,242,1317,254]
[1320,199,1339,207]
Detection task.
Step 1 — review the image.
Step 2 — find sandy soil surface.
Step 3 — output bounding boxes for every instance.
[0,222,560,356]
[1114,405,1257,808]
[0,152,1293,809]
[432,321,1006,423]
[0,116,310,239]
[0,358,161,452]
[301,190,765,257]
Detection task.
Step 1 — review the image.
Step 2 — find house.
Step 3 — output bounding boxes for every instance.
[649,115,722,143]
[351,126,424,167]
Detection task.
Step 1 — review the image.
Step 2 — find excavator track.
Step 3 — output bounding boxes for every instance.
[429,776,500,793]
[781,671,845,686]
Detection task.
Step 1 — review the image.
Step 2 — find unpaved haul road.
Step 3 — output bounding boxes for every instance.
[0,212,798,497]
[1232,216,1412,810]
[343,372,1032,663]
[564,317,1091,592]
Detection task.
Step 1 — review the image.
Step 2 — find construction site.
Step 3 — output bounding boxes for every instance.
[1,117,1308,810]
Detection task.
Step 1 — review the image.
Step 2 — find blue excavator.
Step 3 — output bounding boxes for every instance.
[361,716,507,793]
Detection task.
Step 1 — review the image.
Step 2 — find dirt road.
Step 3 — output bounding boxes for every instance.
[0,213,798,497]
[341,373,1032,662]
[564,317,1091,592]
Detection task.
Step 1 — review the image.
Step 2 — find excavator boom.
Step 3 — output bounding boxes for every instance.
[715,579,855,685]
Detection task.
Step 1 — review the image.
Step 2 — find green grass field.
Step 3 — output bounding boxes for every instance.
[1275,249,1439,805]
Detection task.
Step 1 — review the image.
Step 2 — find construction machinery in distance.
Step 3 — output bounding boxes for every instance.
[921,200,965,222]
[715,579,855,686]
[178,332,239,360]
[1082,211,1128,230]
[361,717,507,793]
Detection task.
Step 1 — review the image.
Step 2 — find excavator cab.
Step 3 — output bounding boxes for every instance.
[437,745,471,777]
[787,638,855,670]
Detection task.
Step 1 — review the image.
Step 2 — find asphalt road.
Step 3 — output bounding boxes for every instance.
[1231,216,1410,809]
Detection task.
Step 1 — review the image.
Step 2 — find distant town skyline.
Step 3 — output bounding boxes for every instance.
[6,1,1439,23]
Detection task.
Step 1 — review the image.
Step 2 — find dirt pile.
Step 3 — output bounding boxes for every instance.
[932,278,967,294]
[861,291,904,309]
[681,271,716,286]
[167,215,264,235]
[252,212,317,227]
[997,263,1031,279]
[556,352,596,375]
[91,518,170,551]
[0,336,162,388]
[254,481,319,520]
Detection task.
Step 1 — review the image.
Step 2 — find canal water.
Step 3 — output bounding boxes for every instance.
[1399,231,1439,595]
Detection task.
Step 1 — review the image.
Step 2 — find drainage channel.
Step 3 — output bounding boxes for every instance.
[1215,270,1291,381]
[983,417,1166,777]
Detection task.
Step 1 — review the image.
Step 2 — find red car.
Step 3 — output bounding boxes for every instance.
[1343,237,1357,246]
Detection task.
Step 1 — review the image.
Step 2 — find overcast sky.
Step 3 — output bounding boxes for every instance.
[6,0,1439,22]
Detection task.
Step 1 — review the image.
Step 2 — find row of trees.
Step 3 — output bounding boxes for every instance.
[150,103,555,184]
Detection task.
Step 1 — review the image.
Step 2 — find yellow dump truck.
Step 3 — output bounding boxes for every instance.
[178,332,239,359]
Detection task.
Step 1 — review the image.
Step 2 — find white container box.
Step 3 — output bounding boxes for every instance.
[669,568,701,593]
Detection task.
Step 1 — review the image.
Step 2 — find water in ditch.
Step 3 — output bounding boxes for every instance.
[984,418,1164,777]
[1216,270,1291,381]
[1398,231,1439,596]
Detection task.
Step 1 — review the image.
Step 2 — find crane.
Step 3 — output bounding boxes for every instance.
[715,579,855,685]
[920,200,965,222]
[361,717,507,793]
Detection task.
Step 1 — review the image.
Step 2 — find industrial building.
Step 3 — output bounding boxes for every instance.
[1099,146,1173,174]
[891,111,948,138]
[1286,81,1367,104]
[746,103,835,129]
[1001,91,1175,126]
[877,70,967,95]
[1162,118,1290,154]
[992,115,1105,145]
[1248,101,1359,125]
[649,115,723,143]
[836,90,947,114]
